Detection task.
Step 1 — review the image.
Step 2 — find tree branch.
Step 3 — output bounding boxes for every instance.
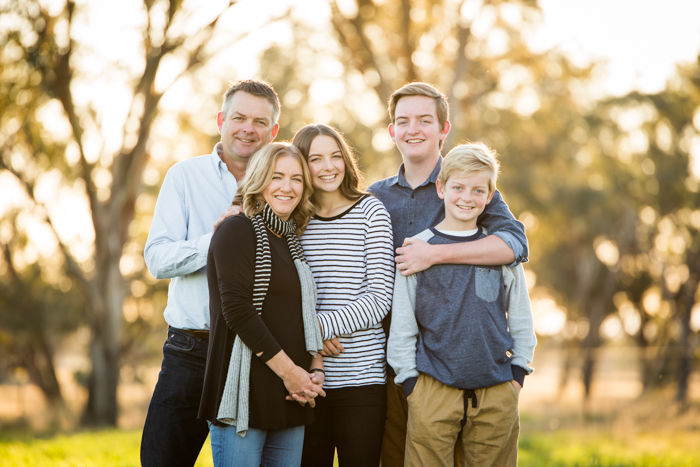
[400,0,418,83]
[331,1,392,105]
[0,160,90,290]
[445,16,471,150]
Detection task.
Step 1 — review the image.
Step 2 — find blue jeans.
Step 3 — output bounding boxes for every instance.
[209,422,305,467]
[140,327,210,467]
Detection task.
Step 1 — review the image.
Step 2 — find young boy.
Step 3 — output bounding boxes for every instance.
[387,143,537,467]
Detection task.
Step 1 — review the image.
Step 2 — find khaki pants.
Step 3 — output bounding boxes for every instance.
[406,374,519,467]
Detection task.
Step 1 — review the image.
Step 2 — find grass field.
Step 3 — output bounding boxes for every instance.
[2,427,700,467]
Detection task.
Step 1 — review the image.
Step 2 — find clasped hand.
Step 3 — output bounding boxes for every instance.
[283,365,326,407]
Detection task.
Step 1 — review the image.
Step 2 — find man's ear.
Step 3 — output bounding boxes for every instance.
[270,122,280,142]
[439,120,451,142]
[216,111,224,134]
[388,123,396,143]
[436,179,445,200]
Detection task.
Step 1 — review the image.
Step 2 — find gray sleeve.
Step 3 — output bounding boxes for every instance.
[503,264,537,374]
[387,270,419,386]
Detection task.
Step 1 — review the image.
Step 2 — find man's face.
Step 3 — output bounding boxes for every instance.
[217,91,279,162]
[388,95,449,163]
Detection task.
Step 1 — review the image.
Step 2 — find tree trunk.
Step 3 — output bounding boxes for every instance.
[676,272,697,404]
[82,257,125,426]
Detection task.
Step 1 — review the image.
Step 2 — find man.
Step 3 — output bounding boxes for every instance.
[368,82,529,467]
[140,80,280,467]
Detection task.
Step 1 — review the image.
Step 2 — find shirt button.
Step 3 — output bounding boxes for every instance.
[409,222,413,225]
[411,194,415,198]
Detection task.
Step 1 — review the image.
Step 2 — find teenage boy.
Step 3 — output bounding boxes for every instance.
[388,143,536,466]
[141,80,320,466]
[367,82,529,467]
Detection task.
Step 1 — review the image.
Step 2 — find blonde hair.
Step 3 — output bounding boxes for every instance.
[233,142,315,235]
[292,123,367,202]
[388,82,450,149]
[439,142,500,196]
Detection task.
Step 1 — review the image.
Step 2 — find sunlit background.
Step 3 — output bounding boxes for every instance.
[1,0,700,448]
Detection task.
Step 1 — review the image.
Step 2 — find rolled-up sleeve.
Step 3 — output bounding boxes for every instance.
[478,189,529,265]
[144,168,213,279]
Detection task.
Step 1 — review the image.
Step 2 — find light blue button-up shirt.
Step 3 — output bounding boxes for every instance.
[144,143,238,330]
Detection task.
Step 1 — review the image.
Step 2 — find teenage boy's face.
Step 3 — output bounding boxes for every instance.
[388,96,450,163]
[436,170,494,231]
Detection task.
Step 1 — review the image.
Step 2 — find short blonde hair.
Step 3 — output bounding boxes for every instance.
[388,82,450,149]
[233,142,315,235]
[439,142,500,196]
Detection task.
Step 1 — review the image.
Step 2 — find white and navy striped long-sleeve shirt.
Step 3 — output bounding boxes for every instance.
[300,195,395,388]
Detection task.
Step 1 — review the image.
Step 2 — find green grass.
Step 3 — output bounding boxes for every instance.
[1,427,699,466]
[0,429,211,467]
[518,430,700,467]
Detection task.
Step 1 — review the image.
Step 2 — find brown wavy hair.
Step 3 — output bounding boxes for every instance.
[291,123,367,202]
[233,142,315,235]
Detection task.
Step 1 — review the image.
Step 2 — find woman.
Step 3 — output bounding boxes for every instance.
[292,124,395,467]
[199,142,325,467]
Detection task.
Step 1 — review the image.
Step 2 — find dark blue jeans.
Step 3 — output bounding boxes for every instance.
[140,327,210,467]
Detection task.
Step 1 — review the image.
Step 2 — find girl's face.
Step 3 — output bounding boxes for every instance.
[262,156,304,221]
[306,135,346,194]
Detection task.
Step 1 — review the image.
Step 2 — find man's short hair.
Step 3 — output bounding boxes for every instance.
[222,80,281,124]
[439,142,500,196]
[388,82,450,148]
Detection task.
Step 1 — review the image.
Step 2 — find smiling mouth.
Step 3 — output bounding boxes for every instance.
[237,137,256,143]
[456,205,474,211]
[275,196,293,201]
[406,139,423,144]
[318,175,337,181]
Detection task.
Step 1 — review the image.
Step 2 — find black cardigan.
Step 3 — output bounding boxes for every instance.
[198,214,313,429]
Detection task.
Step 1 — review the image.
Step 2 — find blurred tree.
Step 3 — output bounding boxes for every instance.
[0,0,236,426]
[0,212,85,427]
[588,56,700,403]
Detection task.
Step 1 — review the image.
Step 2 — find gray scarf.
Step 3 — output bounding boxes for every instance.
[217,203,323,436]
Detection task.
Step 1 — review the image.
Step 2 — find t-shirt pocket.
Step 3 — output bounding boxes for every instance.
[475,267,500,302]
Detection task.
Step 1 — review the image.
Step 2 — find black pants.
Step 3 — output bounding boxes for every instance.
[140,328,210,467]
[301,384,387,467]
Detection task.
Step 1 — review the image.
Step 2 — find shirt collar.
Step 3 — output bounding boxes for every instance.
[210,142,227,180]
[393,157,443,189]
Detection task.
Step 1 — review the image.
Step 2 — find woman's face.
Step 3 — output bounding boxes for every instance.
[307,135,346,194]
[262,155,304,221]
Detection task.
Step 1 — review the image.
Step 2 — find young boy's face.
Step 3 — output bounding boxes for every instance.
[436,170,494,231]
[388,95,450,164]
